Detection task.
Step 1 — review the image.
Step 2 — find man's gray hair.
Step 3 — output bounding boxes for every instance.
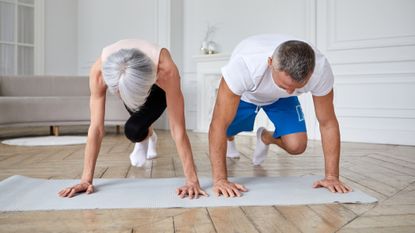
[102,49,156,112]
[272,40,315,83]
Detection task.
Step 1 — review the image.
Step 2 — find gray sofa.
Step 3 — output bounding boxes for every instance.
[0,75,130,135]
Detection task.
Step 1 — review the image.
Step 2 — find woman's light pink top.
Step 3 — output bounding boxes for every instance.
[101,39,162,69]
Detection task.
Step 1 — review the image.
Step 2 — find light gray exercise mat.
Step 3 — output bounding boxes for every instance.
[0,175,377,211]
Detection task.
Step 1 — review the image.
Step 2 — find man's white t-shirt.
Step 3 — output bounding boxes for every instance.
[221,34,334,106]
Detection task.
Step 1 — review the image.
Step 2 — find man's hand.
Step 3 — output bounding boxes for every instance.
[313,176,352,193]
[58,182,94,198]
[213,179,248,197]
[176,182,208,199]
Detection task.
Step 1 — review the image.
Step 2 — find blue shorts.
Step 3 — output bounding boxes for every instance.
[226,96,306,138]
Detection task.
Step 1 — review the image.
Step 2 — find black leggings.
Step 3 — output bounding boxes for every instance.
[124,84,167,142]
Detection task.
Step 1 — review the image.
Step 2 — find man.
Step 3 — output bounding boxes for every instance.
[209,34,352,197]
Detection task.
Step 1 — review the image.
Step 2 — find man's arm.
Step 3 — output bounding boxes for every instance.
[59,58,107,197]
[209,78,247,197]
[157,50,207,199]
[312,89,352,193]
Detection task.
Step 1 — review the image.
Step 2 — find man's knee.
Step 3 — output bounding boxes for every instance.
[124,121,148,142]
[281,133,307,155]
[285,141,307,155]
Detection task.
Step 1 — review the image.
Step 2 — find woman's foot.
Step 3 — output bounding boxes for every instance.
[147,131,158,159]
[130,139,149,167]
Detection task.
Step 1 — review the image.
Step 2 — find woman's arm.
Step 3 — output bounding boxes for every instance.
[58,59,107,198]
[157,49,207,198]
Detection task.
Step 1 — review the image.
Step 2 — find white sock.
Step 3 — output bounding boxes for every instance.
[147,131,158,159]
[252,127,269,165]
[226,140,240,158]
[129,139,149,167]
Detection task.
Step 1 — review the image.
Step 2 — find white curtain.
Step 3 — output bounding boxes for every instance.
[17,4,34,74]
[0,1,15,75]
[0,0,34,75]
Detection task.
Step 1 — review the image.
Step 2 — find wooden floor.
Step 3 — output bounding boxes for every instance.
[0,127,414,233]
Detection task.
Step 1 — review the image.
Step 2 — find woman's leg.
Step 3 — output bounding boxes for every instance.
[124,84,166,166]
[124,85,167,142]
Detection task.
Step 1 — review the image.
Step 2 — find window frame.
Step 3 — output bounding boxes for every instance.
[0,0,44,75]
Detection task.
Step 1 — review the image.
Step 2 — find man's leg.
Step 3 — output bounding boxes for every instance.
[261,130,307,155]
[226,136,239,158]
[226,100,258,158]
[253,96,307,165]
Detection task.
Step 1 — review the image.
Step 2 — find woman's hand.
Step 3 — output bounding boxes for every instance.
[58,182,94,198]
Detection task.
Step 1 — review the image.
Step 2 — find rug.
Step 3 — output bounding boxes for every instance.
[1,136,87,146]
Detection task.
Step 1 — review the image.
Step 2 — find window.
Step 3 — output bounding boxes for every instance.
[0,0,43,75]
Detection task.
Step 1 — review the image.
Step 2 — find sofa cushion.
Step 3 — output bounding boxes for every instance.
[0,76,90,97]
[0,96,129,126]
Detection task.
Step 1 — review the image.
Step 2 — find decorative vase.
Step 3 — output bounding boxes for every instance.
[207,41,217,54]
[200,41,209,54]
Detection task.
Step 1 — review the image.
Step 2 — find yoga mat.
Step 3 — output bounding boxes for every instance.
[2,136,87,146]
[0,175,377,211]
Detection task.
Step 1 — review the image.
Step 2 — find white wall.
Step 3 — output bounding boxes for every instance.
[181,0,314,129]
[183,0,415,145]
[316,0,415,145]
[43,0,160,75]
[44,0,77,75]
[41,0,415,145]
[76,0,180,129]
[77,0,158,75]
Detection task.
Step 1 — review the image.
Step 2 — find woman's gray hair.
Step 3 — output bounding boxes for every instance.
[102,49,156,112]
[272,40,315,83]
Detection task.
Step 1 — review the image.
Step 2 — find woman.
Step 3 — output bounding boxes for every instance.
[58,39,207,199]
